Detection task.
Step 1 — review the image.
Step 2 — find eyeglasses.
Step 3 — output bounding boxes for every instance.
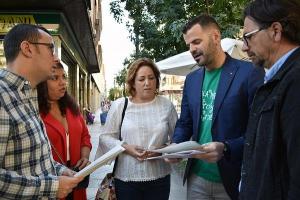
[28,42,55,55]
[243,28,263,46]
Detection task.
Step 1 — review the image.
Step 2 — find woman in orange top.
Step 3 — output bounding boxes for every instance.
[37,62,92,200]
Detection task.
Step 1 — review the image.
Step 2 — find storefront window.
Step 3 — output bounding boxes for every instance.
[0,40,5,68]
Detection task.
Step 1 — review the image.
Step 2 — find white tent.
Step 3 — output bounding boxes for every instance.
[156,38,248,76]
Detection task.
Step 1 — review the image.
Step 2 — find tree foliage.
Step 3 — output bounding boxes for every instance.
[110,0,248,62]
[115,67,128,96]
[108,87,123,101]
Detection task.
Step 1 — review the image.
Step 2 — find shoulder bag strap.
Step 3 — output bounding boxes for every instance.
[119,97,128,140]
[112,97,128,175]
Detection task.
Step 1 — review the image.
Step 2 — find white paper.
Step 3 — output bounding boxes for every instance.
[149,141,202,153]
[74,145,125,177]
[145,150,205,160]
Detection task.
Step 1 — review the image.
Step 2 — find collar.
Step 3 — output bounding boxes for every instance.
[264,47,299,83]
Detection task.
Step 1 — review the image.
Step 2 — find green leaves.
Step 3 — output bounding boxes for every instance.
[109,0,248,62]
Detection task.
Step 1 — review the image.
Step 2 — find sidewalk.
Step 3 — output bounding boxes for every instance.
[86,119,187,200]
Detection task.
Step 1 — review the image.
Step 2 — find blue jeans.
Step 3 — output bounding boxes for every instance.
[115,175,170,200]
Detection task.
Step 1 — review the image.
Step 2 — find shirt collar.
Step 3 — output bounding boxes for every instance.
[264,47,299,83]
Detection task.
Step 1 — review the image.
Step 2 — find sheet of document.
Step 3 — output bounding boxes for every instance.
[74,145,125,177]
[149,141,203,153]
[145,150,205,160]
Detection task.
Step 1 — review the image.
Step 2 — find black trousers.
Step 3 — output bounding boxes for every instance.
[115,175,170,200]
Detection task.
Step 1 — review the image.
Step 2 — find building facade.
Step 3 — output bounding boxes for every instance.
[0,0,104,113]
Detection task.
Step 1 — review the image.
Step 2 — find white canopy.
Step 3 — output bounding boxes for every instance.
[156,38,248,76]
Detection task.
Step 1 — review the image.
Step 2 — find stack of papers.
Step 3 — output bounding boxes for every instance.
[75,145,125,177]
[146,141,205,160]
[146,150,204,160]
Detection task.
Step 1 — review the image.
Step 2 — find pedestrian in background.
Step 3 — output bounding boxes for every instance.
[0,24,83,199]
[240,0,300,199]
[97,58,178,200]
[166,14,264,200]
[37,62,92,200]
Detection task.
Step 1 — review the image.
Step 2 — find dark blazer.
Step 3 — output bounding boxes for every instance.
[172,54,264,200]
[240,48,300,200]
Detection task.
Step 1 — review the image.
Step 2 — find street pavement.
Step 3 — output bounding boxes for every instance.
[86,111,187,200]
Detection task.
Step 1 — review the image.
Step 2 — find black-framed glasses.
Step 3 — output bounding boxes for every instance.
[243,28,263,46]
[28,42,55,55]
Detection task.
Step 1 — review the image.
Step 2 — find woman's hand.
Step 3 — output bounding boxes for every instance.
[122,143,147,161]
[74,157,91,170]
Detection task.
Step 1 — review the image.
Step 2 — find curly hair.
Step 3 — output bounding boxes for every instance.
[37,62,80,116]
[126,58,160,97]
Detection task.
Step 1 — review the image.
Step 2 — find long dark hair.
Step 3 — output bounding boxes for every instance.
[37,62,80,116]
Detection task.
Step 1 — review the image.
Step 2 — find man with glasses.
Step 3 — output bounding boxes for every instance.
[166,14,264,200]
[0,24,84,199]
[240,0,300,199]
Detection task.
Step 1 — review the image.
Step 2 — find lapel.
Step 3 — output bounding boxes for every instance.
[43,112,67,142]
[212,55,238,125]
[193,68,205,141]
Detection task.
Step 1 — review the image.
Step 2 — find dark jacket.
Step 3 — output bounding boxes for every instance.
[240,48,300,200]
[172,54,264,200]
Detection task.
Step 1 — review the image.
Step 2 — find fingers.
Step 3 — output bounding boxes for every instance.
[57,176,84,198]
[74,158,91,170]
[164,158,182,163]
[191,151,222,163]
[62,168,76,177]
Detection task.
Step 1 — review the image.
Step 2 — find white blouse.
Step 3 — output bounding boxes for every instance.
[98,96,178,182]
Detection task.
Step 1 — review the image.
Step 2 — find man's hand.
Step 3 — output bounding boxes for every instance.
[122,143,146,161]
[191,142,225,163]
[57,176,84,198]
[61,168,76,177]
[164,158,182,163]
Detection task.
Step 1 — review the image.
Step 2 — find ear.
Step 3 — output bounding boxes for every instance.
[270,22,283,42]
[211,29,221,43]
[20,41,33,58]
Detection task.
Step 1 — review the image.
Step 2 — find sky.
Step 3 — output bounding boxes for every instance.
[101,1,135,90]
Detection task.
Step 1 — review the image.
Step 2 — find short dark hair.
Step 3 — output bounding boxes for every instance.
[37,62,80,116]
[3,24,51,63]
[126,58,160,97]
[182,14,221,34]
[244,0,300,44]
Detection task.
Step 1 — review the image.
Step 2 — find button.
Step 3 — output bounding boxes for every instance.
[245,142,250,146]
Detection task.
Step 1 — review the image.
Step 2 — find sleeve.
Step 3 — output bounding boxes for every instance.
[247,66,265,110]
[167,101,178,142]
[172,78,194,143]
[95,98,124,159]
[79,114,92,149]
[0,107,59,199]
[54,160,68,175]
[280,72,300,199]
[226,65,265,162]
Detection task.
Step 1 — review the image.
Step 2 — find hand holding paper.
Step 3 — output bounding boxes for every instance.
[145,141,205,160]
[74,145,125,178]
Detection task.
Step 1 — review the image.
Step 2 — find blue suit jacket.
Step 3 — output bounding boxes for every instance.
[172,55,264,200]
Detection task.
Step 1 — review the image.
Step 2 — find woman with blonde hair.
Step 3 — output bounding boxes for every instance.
[97,58,178,200]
